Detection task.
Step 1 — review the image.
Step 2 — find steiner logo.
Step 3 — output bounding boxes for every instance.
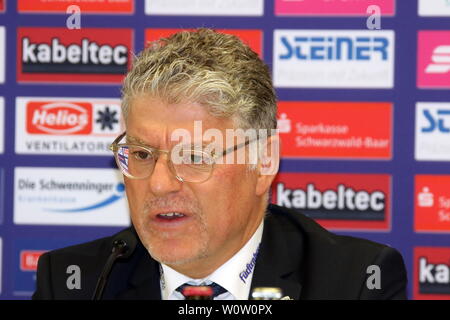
[26,102,92,135]
[278,36,389,61]
[272,173,391,231]
[274,30,395,88]
[17,28,133,84]
[16,97,123,155]
[414,247,450,299]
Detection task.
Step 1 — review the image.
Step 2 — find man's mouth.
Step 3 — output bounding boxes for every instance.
[156,212,187,221]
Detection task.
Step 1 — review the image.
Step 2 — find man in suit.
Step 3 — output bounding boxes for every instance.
[33,28,407,300]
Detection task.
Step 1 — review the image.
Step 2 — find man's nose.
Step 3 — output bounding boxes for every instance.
[148,154,182,196]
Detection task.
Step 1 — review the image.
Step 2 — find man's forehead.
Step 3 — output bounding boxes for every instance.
[126,96,248,147]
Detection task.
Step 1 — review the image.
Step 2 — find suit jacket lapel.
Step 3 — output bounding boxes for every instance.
[106,241,162,300]
[250,207,304,300]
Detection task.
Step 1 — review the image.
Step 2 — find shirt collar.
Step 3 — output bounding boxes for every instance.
[160,221,264,300]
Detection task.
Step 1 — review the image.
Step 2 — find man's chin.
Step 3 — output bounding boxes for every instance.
[150,250,204,267]
[145,242,208,267]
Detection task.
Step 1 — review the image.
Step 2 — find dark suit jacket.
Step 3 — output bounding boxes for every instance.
[32,204,408,300]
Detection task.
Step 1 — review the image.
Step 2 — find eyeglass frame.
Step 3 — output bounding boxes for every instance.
[109,131,256,183]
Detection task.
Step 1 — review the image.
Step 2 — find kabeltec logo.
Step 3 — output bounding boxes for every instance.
[145,29,263,58]
[14,167,130,226]
[414,247,450,300]
[415,102,450,161]
[415,175,450,233]
[277,101,392,159]
[417,31,450,88]
[275,0,395,16]
[273,30,395,88]
[17,28,133,84]
[18,0,134,14]
[271,173,391,231]
[145,0,264,16]
[16,97,123,155]
[419,0,450,17]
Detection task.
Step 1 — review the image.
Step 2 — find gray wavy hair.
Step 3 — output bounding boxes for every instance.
[121,28,277,131]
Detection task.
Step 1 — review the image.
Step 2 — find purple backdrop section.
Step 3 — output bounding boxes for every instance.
[0,0,450,300]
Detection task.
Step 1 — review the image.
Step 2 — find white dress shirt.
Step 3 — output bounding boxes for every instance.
[159,221,264,300]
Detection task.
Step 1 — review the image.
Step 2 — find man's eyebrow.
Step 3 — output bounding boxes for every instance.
[126,135,151,146]
[126,135,218,149]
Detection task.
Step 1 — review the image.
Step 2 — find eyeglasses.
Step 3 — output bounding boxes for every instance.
[109,132,253,183]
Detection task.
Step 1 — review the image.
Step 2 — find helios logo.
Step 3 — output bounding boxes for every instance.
[26,102,91,135]
[273,30,395,88]
[414,247,450,299]
[17,28,133,84]
[16,97,123,155]
[272,173,391,231]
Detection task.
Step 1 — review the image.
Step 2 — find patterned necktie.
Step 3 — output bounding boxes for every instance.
[176,282,228,299]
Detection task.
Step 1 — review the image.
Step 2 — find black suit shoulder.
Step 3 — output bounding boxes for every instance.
[32,229,131,300]
[265,204,408,299]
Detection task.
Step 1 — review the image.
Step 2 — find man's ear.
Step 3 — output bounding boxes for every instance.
[255,131,280,197]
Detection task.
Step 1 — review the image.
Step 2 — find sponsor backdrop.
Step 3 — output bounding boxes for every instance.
[0,0,449,300]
